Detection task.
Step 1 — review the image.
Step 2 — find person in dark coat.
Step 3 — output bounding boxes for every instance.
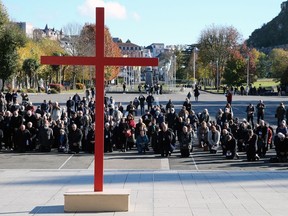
[256,100,265,124]
[246,103,255,129]
[68,123,83,154]
[158,123,175,157]
[126,101,136,116]
[10,111,23,132]
[26,122,37,151]
[72,93,81,111]
[225,135,239,159]
[146,93,154,111]
[24,110,36,127]
[194,86,200,101]
[37,122,54,152]
[122,82,126,93]
[90,87,95,98]
[245,129,259,161]
[11,90,18,104]
[254,120,268,157]
[274,132,288,162]
[86,123,95,153]
[118,117,129,152]
[40,100,49,115]
[141,110,153,127]
[132,97,140,116]
[2,111,12,150]
[5,91,12,105]
[11,111,23,149]
[14,124,31,153]
[138,94,146,115]
[275,102,286,126]
[166,108,178,134]
[148,121,159,153]
[104,122,113,152]
[179,126,193,157]
[183,98,192,113]
[165,99,174,112]
[66,97,75,118]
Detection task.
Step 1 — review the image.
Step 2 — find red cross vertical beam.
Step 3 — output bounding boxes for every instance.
[41,8,158,192]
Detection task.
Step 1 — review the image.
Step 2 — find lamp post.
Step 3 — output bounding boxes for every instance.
[59,53,62,93]
[246,56,250,95]
[174,55,177,90]
[216,59,219,92]
[247,56,249,88]
[193,48,196,87]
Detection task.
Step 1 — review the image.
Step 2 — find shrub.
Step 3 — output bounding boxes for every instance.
[49,83,64,92]
[26,89,37,93]
[50,89,59,94]
[76,83,85,90]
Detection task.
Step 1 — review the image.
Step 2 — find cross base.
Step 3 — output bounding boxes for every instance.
[64,188,130,212]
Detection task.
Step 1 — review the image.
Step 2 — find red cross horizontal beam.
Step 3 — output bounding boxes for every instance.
[41,56,158,67]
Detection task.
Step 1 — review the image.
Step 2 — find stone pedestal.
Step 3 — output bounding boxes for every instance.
[64,189,130,212]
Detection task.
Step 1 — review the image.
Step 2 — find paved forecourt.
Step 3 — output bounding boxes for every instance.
[0,90,288,215]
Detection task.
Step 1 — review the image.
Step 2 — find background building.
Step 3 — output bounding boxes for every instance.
[114,38,143,87]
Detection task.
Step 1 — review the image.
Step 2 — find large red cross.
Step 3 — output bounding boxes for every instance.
[41,8,158,192]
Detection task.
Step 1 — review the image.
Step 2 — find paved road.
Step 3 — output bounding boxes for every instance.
[1,89,287,171]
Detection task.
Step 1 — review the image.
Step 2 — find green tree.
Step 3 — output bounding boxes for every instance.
[223,51,246,86]
[0,0,9,28]
[269,48,288,84]
[0,22,26,90]
[255,52,270,78]
[175,48,187,81]
[22,58,40,88]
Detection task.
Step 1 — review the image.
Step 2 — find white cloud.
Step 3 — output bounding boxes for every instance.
[78,0,127,20]
[132,12,141,21]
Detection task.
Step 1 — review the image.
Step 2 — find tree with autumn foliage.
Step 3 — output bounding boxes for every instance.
[17,38,64,89]
[79,24,122,81]
[197,25,242,88]
[223,44,259,87]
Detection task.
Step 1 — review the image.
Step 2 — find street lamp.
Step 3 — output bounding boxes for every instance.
[193,47,199,88]
[216,59,219,92]
[247,56,249,87]
[59,53,62,93]
[174,55,177,90]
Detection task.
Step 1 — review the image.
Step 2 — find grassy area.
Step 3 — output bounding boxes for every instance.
[252,78,280,88]
[62,89,85,93]
[202,78,280,94]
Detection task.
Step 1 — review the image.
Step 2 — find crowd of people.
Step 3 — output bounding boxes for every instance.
[0,88,287,163]
[105,91,288,161]
[0,91,95,153]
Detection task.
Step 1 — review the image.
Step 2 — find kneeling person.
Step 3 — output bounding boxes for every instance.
[208,125,220,153]
[179,126,193,157]
[136,130,149,154]
[225,135,239,159]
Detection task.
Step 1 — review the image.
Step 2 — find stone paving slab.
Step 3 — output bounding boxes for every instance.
[0,169,288,215]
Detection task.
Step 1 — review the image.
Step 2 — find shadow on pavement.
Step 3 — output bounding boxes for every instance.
[30,205,64,214]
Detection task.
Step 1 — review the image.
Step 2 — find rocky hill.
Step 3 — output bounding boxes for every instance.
[247,1,288,48]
